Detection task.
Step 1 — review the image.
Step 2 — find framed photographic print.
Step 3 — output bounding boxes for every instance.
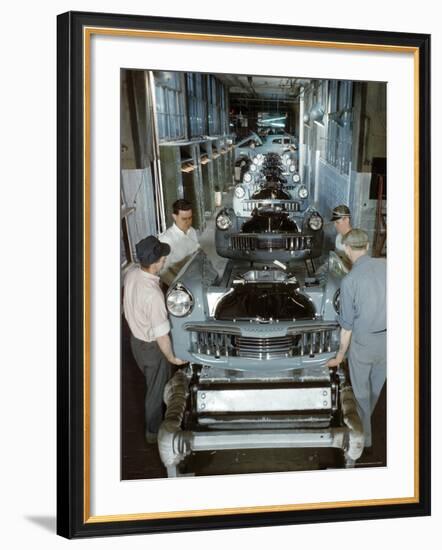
[57,10,431,538]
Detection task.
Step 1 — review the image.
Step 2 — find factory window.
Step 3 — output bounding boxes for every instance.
[154,72,186,141]
[326,80,353,175]
[187,73,207,137]
[207,76,228,135]
[219,80,228,134]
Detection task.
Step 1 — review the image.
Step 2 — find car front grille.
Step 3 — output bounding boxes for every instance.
[191,328,338,360]
[230,234,313,251]
[242,200,300,212]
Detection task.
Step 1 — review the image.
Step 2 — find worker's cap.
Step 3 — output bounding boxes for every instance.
[136,235,170,267]
[330,204,351,221]
[342,228,369,249]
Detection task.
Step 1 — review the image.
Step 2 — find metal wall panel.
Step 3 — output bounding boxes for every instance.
[121,168,157,260]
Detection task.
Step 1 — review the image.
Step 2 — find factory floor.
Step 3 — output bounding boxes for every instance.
[121,188,386,480]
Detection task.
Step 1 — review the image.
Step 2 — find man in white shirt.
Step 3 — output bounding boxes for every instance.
[123,235,186,443]
[159,199,200,285]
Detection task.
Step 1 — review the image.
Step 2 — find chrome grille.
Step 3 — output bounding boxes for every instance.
[243,200,300,212]
[235,335,293,358]
[191,329,338,359]
[230,235,257,250]
[230,234,312,251]
[193,332,233,357]
[285,235,313,250]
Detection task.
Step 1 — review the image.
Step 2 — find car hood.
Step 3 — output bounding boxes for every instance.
[214,283,316,321]
[242,211,298,233]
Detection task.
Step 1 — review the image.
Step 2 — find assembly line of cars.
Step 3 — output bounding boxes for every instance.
[157,143,363,477]
[217,151,324,265]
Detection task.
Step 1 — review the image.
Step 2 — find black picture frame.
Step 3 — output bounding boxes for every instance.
[57,10,431,539]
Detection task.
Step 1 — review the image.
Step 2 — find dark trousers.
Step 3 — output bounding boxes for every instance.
[129,335,171,435]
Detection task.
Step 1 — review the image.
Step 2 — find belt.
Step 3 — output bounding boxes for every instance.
[371,329,386,334]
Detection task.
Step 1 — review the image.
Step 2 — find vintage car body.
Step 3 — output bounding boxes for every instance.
[258,133,298,155]
[157,251,363,476]
[217,152,324,263]
[234,132,298,162]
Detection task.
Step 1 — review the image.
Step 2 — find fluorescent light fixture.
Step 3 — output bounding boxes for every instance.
[260,116,287,123]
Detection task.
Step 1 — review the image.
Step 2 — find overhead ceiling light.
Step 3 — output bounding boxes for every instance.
[329,108,352,127]
[309,103,325,124]
[260,116,287,123]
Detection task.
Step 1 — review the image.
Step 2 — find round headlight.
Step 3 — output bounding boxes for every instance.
[333,289,341,314]
[253,157,259,165]
[292,174,301,183]
[234,185,246,199]
[298,185,308,199]
[167,286,193,317]
[250,164,258,172]
[216,211,232,230]
[288,164,296,173]
[308,212,323,231]
[256,153,264,160]
[243,172,253,183]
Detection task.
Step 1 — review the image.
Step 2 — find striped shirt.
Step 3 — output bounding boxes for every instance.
[123,265,170,342]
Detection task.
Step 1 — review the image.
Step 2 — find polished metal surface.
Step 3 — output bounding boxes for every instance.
[196,387,332,413]
[191,428,346,451]
[229,234,313,251]
[191,328,338,359]
[242,199,300,212]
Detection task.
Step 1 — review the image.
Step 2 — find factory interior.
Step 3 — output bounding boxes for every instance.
[121,69,387,479]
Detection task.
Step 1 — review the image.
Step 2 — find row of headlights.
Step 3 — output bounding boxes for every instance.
[235,181,307,200]
[216,209,323,231]
[250,157,296,173]
[244,172,301,184]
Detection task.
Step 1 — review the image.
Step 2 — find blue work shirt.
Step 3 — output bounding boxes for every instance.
[338,255,387,343]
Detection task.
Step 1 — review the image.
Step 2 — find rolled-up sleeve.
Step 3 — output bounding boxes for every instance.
[147,292,170,339]
[338,277,354,331]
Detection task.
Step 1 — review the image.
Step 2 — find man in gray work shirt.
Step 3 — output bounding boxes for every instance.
[326,228,386,449]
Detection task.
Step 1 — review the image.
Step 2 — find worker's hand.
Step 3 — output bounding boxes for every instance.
[326,354,344,368]
[169,356,187,366]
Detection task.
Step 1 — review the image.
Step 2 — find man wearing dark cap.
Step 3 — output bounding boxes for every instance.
[330,204,352,254]
[123,235,186,443]
[326,228,386,451]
